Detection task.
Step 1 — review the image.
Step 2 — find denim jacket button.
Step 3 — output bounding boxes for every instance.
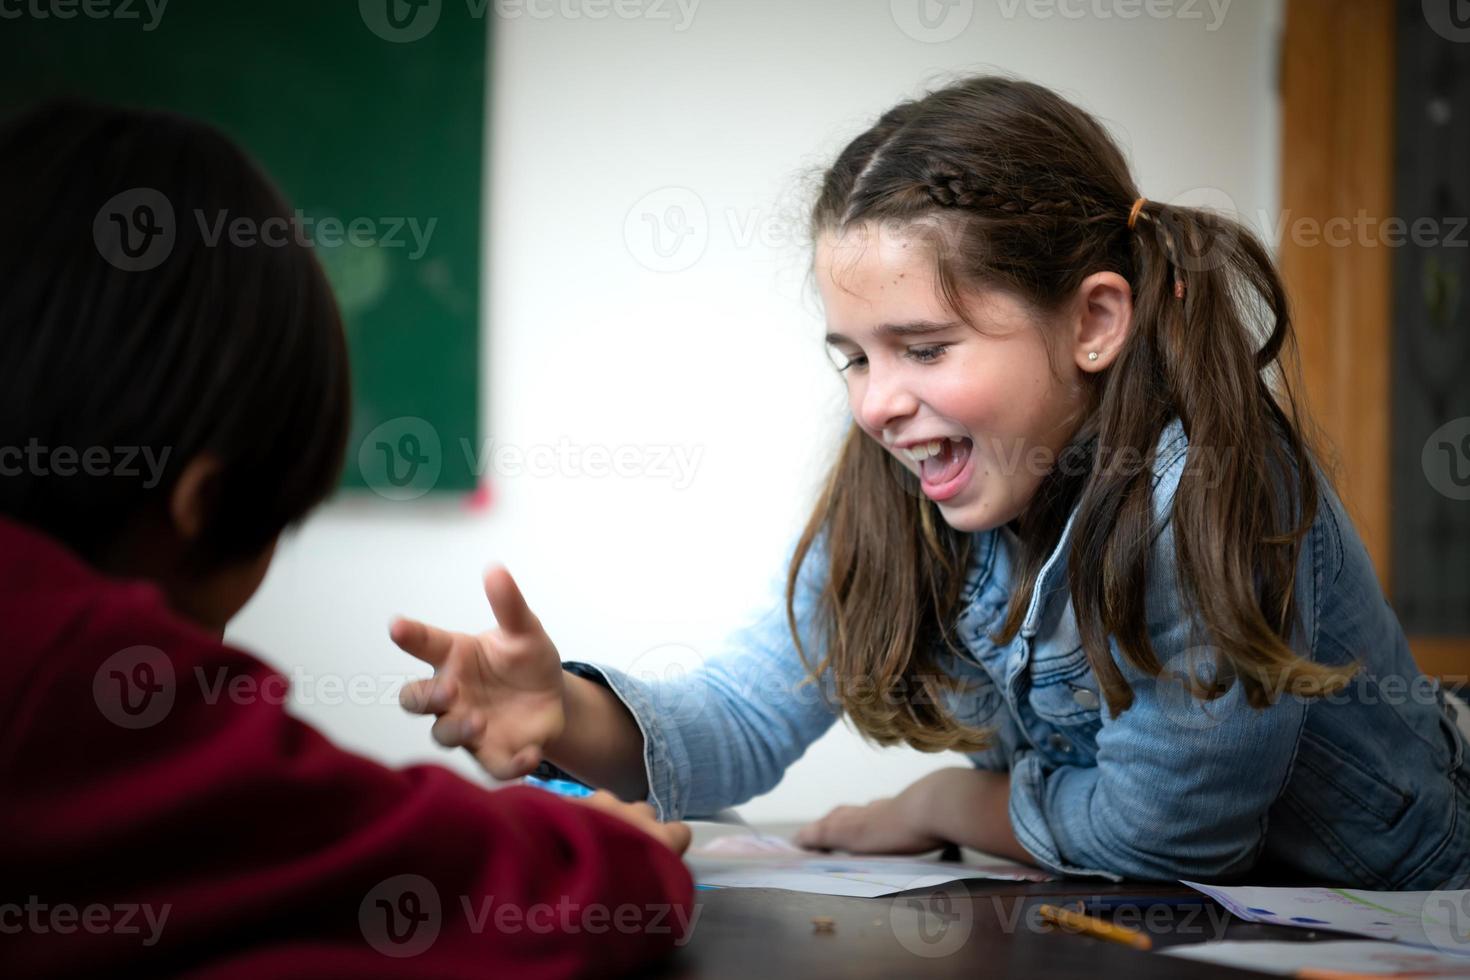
[1072,688,1100,710]
[1048,733,1072,753]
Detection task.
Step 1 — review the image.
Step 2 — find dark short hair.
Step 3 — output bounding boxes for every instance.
[0,100,351,564]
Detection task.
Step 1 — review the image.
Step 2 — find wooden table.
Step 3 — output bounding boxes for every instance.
[652,879,1359,978]
[651,827,1351,979]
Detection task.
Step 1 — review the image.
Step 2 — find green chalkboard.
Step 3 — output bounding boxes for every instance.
[0,1,485,495]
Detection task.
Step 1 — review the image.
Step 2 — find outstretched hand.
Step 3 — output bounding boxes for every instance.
[392,566,566,780]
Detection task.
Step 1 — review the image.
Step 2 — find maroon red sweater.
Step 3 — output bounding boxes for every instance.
[0,518,694,977]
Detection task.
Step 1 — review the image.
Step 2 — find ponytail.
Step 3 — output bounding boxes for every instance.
[1068,198,1354,712]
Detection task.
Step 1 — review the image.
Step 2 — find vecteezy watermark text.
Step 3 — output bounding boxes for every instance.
[93,646,420,729]
[358,0,699,43]
[356,416,706,501]
[0,0,168,31]
[459,437,702,489]
[0,897,170,947]
[0,440,170,488]
[995,0,1232,30]
[358,874,701,958]
[92,188,439,272]
[194,210,437,260]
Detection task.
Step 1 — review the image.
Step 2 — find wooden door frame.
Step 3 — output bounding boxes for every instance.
[1280,0,1466,678]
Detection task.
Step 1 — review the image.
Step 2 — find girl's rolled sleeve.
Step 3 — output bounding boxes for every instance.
[557,660,699,820]
[1008,752,1121,879]
[563,538,840,821]
[1007,675,1307,881]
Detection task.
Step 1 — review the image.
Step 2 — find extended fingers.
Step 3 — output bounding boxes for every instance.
[794,817,829,850]
[661,820,692,855]
[389,616,456,668]
[430,710,485,749]
[580,790,646,815]
[507,746,542,775]
[795,805,860,850]
[482,566,540,637]
[399,676,457,715]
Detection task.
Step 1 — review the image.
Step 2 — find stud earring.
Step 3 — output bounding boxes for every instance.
[1087,351,1099,362]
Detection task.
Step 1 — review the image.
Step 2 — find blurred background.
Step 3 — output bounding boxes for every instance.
[6,0,1465,821]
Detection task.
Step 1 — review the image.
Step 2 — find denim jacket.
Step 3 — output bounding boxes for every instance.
[568,420,1470,887]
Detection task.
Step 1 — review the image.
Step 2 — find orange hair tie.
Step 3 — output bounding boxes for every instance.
[1127,196,1147,229]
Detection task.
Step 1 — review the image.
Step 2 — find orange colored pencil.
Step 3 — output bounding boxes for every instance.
[1037,903,1154,952]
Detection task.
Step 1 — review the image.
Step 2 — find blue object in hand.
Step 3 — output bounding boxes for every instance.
[522,774,594,798]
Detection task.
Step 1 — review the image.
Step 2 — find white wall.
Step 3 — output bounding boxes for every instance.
[228,0,1283,822]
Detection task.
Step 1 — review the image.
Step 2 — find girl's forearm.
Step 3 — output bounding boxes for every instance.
[903,768,1033,865]
[544,674,650,803]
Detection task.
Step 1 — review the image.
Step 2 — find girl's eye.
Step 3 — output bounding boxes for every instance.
[833,345,948,373]
[907,344,949,364]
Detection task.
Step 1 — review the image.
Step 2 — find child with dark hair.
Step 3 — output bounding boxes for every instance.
[0,101,694,977]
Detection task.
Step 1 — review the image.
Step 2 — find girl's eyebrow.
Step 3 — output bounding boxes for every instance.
[824,320,962,345]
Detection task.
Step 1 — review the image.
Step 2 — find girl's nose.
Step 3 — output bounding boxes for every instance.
[856,367,919,433]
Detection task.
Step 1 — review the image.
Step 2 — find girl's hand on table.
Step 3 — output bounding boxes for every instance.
[794,793,943,854]
[795,768,1029,863]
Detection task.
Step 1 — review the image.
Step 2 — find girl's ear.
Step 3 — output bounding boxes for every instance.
[169,454,222,543]
[1070,271,1133,372]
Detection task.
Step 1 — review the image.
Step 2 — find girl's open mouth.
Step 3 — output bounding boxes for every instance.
[914,437,973,502]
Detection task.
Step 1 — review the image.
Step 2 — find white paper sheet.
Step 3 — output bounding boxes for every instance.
[694,833,806,857]
[1181,882,1470,956]
[1162,940,1470,977]
[689,840,1053,898]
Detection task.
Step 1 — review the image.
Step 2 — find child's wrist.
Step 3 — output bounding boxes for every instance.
[897,770,949,839]
[542,670,579,760]
[902,768,1001,845]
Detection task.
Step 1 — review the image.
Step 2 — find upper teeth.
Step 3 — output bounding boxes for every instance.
[903,438,963,462]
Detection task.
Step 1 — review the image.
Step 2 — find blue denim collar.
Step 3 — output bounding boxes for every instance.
[959,500,1082,643]
[953,421,1193,681]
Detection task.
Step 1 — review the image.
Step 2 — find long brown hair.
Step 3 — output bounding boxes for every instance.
[788,75,1354,752]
